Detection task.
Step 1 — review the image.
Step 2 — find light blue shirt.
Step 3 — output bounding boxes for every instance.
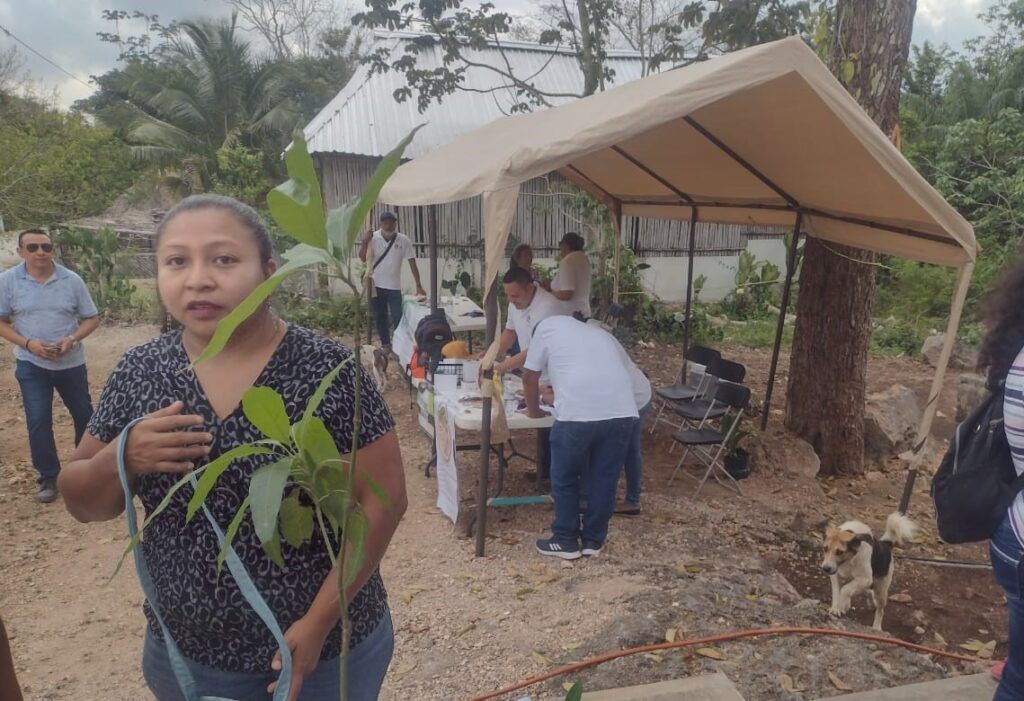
[0,262,98,370]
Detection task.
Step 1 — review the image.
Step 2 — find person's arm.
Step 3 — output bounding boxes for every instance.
[58,315,99,356]
[59,402,213,523]
[495,349,528,375]
[408,259,426,297]
[0,317,59,361]
[523,369,545,418]
[269,430,407,699]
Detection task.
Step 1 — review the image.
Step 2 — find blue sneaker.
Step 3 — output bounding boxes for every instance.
[535,538,581,560]
[582,540,603,556]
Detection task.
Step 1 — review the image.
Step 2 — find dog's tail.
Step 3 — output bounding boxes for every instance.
[881,511,917,546]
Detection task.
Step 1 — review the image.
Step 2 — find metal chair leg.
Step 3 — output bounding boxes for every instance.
[668,446,692,484]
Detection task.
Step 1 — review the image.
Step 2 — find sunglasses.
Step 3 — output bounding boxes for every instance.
[24,243,53,253]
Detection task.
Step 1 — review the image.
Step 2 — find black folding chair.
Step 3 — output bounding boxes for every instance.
[650,345,720,434]
[670,359,747,430]
[668,381,751,498]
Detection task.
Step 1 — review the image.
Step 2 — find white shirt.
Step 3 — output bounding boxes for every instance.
[551,250,592,317]
[525,316,638,422]
[628,356,652,409]
[505,285,565,351]
[368,230,414,290]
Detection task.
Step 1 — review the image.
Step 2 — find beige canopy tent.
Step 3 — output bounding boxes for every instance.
[380,36,977,555]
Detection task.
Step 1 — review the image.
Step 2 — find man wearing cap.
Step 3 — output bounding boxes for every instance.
[545,232,592,318]
[359,211,426,351]
[0,229,100,503]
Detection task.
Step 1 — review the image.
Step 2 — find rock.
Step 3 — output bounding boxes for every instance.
[864,384,921,460]
[749,429,820,479]
[957,372,988,422]
[921,334,979,370]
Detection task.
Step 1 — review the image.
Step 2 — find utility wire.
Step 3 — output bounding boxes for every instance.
[0,22,92,89]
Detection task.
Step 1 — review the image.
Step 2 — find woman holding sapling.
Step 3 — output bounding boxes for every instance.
[59,194,407,701]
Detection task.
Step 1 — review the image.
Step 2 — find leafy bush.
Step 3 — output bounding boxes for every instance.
[628,298,724,346]
[275,291,361,336]
[211,145,274,205]
[720,319,793,349]
[870,320,927,356]
[711,250,781,321]
[56,227,139,320]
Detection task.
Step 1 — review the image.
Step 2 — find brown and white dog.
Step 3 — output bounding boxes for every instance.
[361,345,389,392]
[820,511,916,631]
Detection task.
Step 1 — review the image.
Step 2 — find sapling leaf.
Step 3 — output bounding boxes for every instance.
[295,415,343,471]
[242,386,292,446]
[248,457,293,547]
[326,200,358,255]
[315,464,351,537]
[302,358,353,426]
[343,508,369,589]
[111,464,209,581]
[267,131,327,249]
[216,496,251,575]
[263,530,284,567]
[187,445,276,522]
[279,493,315,548]
[190,245,330,368]
[341,125,424,252]
[564,682,583,701]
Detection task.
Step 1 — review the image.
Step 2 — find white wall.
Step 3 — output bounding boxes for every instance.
[344,238,787,304]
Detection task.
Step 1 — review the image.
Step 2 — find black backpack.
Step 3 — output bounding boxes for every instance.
[932,380,1024,543]
[414,311,453,371]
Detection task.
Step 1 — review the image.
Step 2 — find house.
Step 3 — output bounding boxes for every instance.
[303,31,787,302]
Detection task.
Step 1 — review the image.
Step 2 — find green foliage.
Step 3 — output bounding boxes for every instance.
[711,251,781,321]
[55,228,139,319]
[720,413,752,456]
[564,682,583,701]
[625,299,724,347]
[80,16,299,192]
[276,293,363,335]
[212,145,274,204]
[354,0,806,110]
[0,97,141,228]
[720,319,793,349]
[870,320,928,357]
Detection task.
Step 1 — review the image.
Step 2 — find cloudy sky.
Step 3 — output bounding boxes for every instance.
[0,0,999,109]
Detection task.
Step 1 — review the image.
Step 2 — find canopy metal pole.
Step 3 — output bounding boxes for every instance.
[475,279,499,557]
[681,207,698,381]
[761,211,803,430]
[612,199,623,305]
[428,204,439,315]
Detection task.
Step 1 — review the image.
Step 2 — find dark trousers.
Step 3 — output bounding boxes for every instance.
[991,512,1024,701]
[14,360,93,482]
[370,287,404,347]
[549,417,635,547]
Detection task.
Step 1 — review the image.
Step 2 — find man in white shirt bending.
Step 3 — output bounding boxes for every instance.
[523,315,638,560]
[494,266,566,375]
[546,232,591,317]
[359,211,426,351]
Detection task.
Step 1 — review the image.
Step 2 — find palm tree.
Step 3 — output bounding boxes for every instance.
[118,14,298,190]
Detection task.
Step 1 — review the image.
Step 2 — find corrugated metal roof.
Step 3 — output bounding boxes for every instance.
[303,31,653,158]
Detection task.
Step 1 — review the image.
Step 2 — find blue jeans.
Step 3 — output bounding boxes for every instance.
[550,417,635,547]
[14,360,93,482]
[621,402,651,505]
[991,512,1024,701]
[142,612,394,701]
[370,288,404,347]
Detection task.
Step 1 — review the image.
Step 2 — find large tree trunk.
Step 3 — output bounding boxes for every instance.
[784,0,916,476]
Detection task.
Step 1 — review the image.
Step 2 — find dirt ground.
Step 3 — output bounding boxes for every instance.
[0,326,1000,700]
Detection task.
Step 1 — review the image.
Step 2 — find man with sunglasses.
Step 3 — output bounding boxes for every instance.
[0,229,99,503]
